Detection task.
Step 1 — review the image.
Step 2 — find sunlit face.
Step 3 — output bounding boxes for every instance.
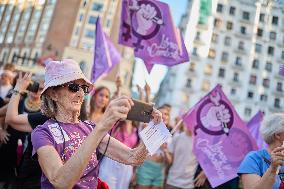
[159,108,170,125]
[94,88,110,110]
[52,79,87,113]
[0,72,12,85]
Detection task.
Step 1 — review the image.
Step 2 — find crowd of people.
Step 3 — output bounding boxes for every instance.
[0,59,283,189]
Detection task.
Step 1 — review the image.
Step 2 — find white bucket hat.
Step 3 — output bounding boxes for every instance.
[42,59,93,94]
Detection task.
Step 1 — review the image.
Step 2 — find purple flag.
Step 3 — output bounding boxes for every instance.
[183,85,257,188]
[119,0,189,73]
[247,111,267,149]
[279,63,284,76]
[92,17,121,82]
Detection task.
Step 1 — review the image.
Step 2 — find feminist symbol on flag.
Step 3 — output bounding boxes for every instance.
[195,91,234,136]
[122,0,163,51]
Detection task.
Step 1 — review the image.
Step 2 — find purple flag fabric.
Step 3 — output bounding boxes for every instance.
[119,0,189,73]
[279,63,284,76]
[183,85,257,188]
[247,111,267,149]
[92,17,121,82]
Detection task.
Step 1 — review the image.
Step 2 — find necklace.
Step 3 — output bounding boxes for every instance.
[24,98,40,112]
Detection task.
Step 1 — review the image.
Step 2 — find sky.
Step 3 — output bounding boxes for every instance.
[132,0,188,94]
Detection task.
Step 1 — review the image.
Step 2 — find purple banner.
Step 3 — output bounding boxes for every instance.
[183,85,257,188]
[92,17,121,82]
[119,0,189,72]
[247,111,267,149]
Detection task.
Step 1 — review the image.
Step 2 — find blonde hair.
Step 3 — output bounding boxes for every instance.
[41,92,58,118]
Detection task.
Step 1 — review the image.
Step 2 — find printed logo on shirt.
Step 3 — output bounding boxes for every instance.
[48,123,70,144]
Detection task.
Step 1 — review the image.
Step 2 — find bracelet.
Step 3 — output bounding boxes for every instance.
[11,89,23,96]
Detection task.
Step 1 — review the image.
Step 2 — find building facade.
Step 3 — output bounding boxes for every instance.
[156,0,284,121]
[0,0,135,93]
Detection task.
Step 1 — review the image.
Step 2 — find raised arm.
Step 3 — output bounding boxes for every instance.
[98,108,162,166]
[36,96,134,189]
[5,73,33,132]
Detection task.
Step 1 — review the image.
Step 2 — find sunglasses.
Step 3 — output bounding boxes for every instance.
[58,83,90,94]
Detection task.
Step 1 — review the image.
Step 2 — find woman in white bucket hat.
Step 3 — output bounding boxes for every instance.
[29,59,162,189]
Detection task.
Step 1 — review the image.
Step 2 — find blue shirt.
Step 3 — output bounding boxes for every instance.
[238,149,283,189]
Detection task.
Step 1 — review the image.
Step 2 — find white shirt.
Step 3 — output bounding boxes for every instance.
[0,84,12,99]
[167,132,198,189]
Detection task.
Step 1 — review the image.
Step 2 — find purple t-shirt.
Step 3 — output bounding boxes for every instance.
[31,119,99,189]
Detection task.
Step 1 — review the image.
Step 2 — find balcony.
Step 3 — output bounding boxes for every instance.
[234,32,251,40]
[231,63,244,71]
[234,48,247,55]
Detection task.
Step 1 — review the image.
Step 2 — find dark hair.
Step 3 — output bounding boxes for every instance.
[90,86,110,114]
[158,103,171,110]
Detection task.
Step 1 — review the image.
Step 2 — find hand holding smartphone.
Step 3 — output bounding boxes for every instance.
[126,99,153,123]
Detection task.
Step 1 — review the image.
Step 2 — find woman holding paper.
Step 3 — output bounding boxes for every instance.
[31,59,162,189]
[238,113,284,189]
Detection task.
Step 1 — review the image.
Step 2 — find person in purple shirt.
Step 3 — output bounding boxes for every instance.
[28,59,162,189]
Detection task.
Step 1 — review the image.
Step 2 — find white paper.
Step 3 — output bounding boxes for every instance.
[139,121,172,155]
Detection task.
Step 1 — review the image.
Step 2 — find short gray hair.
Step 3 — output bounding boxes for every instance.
[260,113,284,144]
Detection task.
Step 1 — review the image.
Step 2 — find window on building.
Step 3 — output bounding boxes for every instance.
[192,47,198,56]
[247,91,254,98]
[229,6,236,15]
[268,46,274,56]
[269,31,277,40]
[79,61,87,74]
[252,59,259,69]
[88,16,97,24]
[244,108,252,117]
[224,36,231,46]
[231,88,236,95]
[226,21,233,30]
[259,13,265,22]
[75,26,80,35]
[235,57,242,66]
[238,41,244,50]
[255,43,262,53]
[277,82,283,92]
[274,98,281,108]
[257,28,263,37]
[260,94,267,102]
[221,52,228,62]
[202,80,210,91]
[79,14,84,21]
[85,29,95,38]
[211,33,218,43]
[204,64,213,75]
[233,73,239,82]
[186,79,192,88]
[106,19,111,27]
[263,78,270,88]
[214,18,222,28]
[218,68,225,78]
[281,51,284,60]
[249,75,257,85]
[189,62,195,72]
[217,4,223,13]
[242,11,250,20]
[195,32,201,41]
[208,49,216,59]
[272,16,278,25]
[265,62,272,72]
[92,2,103,11]
[240,26,246,34]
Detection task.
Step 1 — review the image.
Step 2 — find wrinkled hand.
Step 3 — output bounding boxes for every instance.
[269,146,284,173]
[201,104,230,129]
[144,82,151,94]
[99,96,134,132]
[14,72,32,93]
[151,108,162,125]
[0,128,10,144]
[131,142,148,165]
[194,171,207,187]
[136,4,157,35]
[115,76,122,89]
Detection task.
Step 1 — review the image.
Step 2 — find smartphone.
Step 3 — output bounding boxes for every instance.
[126,99,153,123]
[27,81,39,93]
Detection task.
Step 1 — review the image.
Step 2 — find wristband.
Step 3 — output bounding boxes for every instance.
[11,89,23,96]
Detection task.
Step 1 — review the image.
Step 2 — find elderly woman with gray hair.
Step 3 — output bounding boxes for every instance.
[238,113,284,189]
[30,59,162,189]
